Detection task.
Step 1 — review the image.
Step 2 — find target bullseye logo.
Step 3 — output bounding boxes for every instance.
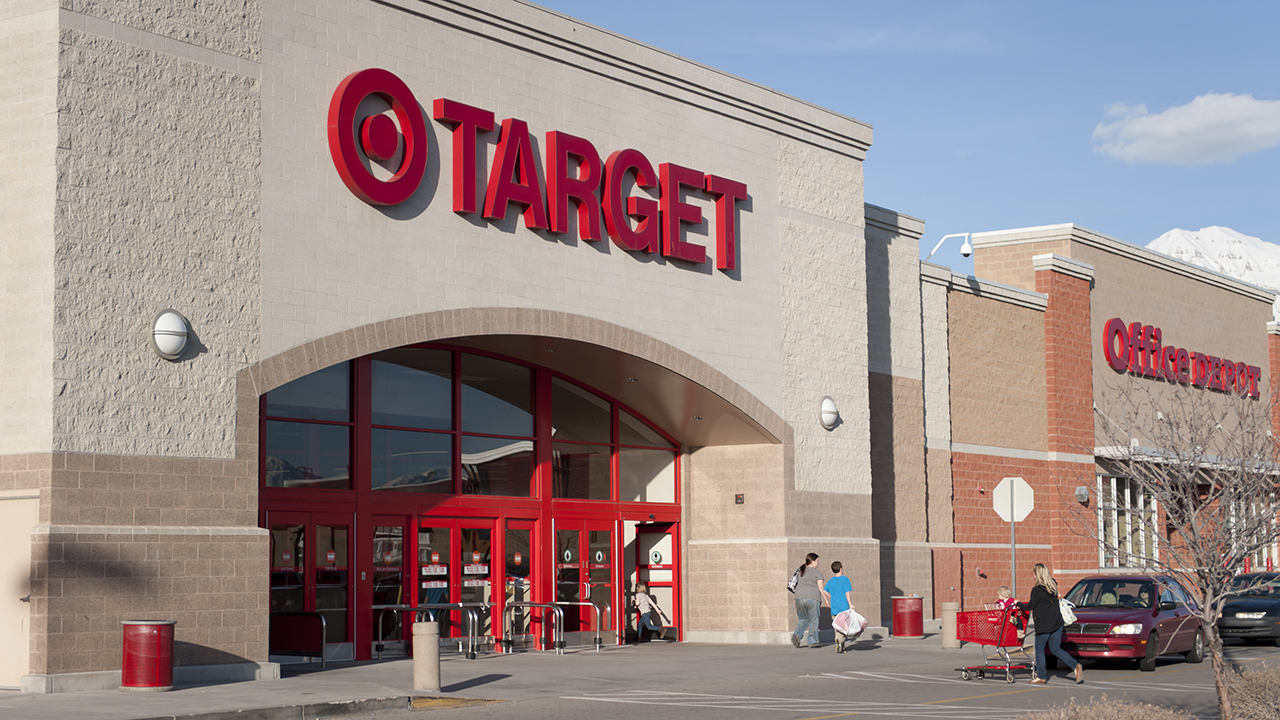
[328,68,427,206]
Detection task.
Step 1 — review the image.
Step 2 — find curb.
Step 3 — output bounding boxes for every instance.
[135,696,412,720]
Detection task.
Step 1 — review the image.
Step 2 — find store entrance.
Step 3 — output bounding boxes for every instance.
[633,521,680,641]
[417,518,497,642]
[555,520,615,645]
[268,510,354,661]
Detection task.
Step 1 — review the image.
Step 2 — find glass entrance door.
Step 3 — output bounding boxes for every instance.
[634,521,679,642]
[556,520,615,645]
[371,519,407,655]
[415,518,499,644]
[268,511,354,661]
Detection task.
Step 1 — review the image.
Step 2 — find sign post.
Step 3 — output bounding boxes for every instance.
[993,477,1034,597]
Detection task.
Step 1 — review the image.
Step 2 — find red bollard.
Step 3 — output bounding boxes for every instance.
[121,620,176,691]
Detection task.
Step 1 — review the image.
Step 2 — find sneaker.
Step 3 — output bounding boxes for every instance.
[835,644,844,653]
[790,633,801,648]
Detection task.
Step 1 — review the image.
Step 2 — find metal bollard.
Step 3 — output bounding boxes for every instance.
[413,622,441,692]
[941,602,960,650]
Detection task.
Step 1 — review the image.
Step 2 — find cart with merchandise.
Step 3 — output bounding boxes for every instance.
[954,607,1034,683]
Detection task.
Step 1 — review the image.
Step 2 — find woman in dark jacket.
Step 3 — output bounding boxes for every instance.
[1018,563,1082,684]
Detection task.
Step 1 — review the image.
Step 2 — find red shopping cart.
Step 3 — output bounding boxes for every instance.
[954,607,1034,683]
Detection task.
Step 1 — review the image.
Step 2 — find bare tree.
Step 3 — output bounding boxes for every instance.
[1081,380,1279,720]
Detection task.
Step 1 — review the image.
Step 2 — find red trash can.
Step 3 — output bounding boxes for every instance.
[891,596,924,639]
[121,620,176,691]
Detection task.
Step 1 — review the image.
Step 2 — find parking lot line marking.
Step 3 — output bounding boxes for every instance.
[917,686,1045,705]
[794,713,860,720]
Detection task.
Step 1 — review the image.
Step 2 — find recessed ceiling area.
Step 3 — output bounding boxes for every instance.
[447,335,779,447]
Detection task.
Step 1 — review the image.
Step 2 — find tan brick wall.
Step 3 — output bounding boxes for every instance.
[972,240,1066,293]
[0,1,58,455]
[925,448,953,544]
[869,373,926,543]
[948,292,1047,451]
[30,527,267,675]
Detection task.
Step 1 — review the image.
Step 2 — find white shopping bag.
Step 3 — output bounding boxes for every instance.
[833,609,867,638]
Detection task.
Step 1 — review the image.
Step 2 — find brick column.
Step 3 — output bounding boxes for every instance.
[1033,254,1096,576]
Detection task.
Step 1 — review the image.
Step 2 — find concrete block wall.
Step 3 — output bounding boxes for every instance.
[864,205,928,622]
[0,0,58,456]
[54,7,262,459]
[258,0,872,415]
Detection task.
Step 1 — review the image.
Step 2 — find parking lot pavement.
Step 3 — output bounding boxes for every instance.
[0,638,1274,720]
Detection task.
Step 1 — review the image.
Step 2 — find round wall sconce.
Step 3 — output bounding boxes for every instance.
[820,396,839,430]
[150,309,190,361]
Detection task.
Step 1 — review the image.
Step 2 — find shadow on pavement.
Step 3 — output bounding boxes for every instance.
[442,674,512,693]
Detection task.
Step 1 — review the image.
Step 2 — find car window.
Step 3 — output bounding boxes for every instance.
[1159,584,1176,605]
[1065,579,1155,608]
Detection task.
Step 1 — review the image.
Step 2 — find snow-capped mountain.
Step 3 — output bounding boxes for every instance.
[1147,226,1280,320]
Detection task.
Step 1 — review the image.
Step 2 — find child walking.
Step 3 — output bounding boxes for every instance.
[827,561,855,653]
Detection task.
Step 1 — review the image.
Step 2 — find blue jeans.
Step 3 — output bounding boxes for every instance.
[638,611,663,635]
[794,598,820,646]
[1034,626,1078,678]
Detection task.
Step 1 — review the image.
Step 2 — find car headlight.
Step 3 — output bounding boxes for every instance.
[1110,623,1144,635]
[1236,612,1267,620]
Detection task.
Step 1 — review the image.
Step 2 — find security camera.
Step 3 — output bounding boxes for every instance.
[960,239,973,258]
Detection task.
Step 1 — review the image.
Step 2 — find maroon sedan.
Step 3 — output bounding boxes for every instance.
[1056,575,1205,672]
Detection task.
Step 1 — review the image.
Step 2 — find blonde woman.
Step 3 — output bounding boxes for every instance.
[1018,563,1082,684]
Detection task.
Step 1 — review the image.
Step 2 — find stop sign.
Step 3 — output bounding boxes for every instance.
[993,476,1034,522]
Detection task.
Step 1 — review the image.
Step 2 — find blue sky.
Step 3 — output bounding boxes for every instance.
[533,1,1280,274]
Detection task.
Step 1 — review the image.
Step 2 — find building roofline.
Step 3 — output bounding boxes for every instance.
[970,223,1276,304]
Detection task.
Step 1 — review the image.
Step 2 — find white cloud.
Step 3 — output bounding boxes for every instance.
[1092,93,1280,166]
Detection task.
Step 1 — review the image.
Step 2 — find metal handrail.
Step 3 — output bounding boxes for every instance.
[373,603,488,660]
[502,602,565,655]
[269,610,328,669]
[552,601,609,651]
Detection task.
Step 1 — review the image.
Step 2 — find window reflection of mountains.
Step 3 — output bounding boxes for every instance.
[267,438,533,490]
[265,456,351,489]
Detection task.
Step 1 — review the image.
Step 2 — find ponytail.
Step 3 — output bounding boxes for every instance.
[799,552,819,577]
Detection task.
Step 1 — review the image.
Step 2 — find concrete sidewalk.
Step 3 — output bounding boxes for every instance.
[0,635,951,720]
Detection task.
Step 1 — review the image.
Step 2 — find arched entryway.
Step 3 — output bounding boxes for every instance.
[238,310,785,661]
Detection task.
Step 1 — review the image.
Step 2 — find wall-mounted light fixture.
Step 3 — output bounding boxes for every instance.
[150,309,190,362]
[1074,486,1090,504]
[820,396,839,430]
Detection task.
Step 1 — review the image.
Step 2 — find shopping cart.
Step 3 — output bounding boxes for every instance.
[954,607,1034,683]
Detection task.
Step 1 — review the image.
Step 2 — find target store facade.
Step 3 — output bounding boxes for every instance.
[2,0,1278,694]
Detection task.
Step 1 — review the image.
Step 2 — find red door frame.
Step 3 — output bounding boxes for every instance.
[266,509,356,648]
[260,344,684,661]
[634,520,682,641]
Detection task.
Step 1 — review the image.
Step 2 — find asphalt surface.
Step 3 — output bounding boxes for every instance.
[1,636,1275,720]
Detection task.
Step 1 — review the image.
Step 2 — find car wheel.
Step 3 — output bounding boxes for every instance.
[1183,628,1204,663]
[1274,635,1280,649]
[1140,631,1159,672]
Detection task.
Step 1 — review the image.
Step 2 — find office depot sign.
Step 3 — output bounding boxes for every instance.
[328,68,748,271]
[1102,318,1261,398]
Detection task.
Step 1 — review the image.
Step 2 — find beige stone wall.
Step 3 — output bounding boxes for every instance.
[259,0,869,417]
[948,292,1048,452]
[0,1,58,456]
[920,273,954,544]
[684,444,788,636]
[52,8,261,459]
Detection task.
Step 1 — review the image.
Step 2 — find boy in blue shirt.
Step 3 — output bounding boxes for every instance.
[828,561,855,653]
